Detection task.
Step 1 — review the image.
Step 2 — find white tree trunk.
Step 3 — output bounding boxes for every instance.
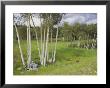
[51,28,53,62]
[27,15,31,68]
[46,47,49,62]
[53,26,59,62]
[14,23,25,66]
[31,16,41,63]
[40,18,43,65]
[42,25,46,66]
[27,20,29,61]
[43,26,46,66]
[27,20,29,67]
[44,26,49,66]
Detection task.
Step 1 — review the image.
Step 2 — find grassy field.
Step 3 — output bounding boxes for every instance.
[13,40,97,75]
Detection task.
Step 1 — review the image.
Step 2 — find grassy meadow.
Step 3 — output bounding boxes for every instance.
[13,40,97,75]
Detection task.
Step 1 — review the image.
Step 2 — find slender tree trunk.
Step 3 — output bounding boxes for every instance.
[14,23,25,67]
[50,28,53,62]
[29,23,31,65]
[46,47,49,62]
[42,24,46,66]
[44,26,49,66]
[31,15,41,63]
[40,18,43,65]
[50,15,54,63]
[27,20,29,65]
[27,16,29,68]
[53,26,59,62]
[27,14,31,68]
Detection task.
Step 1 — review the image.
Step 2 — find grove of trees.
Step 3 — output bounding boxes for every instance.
[13,13,97,70]
[14,13,63,70]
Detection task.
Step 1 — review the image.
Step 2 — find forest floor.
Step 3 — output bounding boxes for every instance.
[13,40,97,75]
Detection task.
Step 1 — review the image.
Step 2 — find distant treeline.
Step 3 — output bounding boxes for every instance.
[13,23,97,42]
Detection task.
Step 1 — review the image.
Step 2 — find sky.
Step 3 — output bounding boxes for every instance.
[60,13,97,26]
[14,13,97,26]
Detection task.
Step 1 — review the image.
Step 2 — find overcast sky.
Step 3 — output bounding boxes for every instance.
[14,13,97,26]
[60,13,97,26]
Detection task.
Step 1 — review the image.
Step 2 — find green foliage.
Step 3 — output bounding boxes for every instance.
[13,25,40,40]
[69,39,97,49]
[13,25,27,40]
[40,13,63,25]
[60,22,97,49]
[80,39,97,49]
[60,22,97,41]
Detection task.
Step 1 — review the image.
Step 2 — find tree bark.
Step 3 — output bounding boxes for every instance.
[53,26,59,62]
[42,22,46,66]
[51,28,53,62]
[31,15,41,63]
[14,23,25,67]
[27,14,31,68]
[40,18,43,65]
[44,26,49,66]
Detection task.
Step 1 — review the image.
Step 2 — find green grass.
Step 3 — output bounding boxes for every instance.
[13,40,97,75]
